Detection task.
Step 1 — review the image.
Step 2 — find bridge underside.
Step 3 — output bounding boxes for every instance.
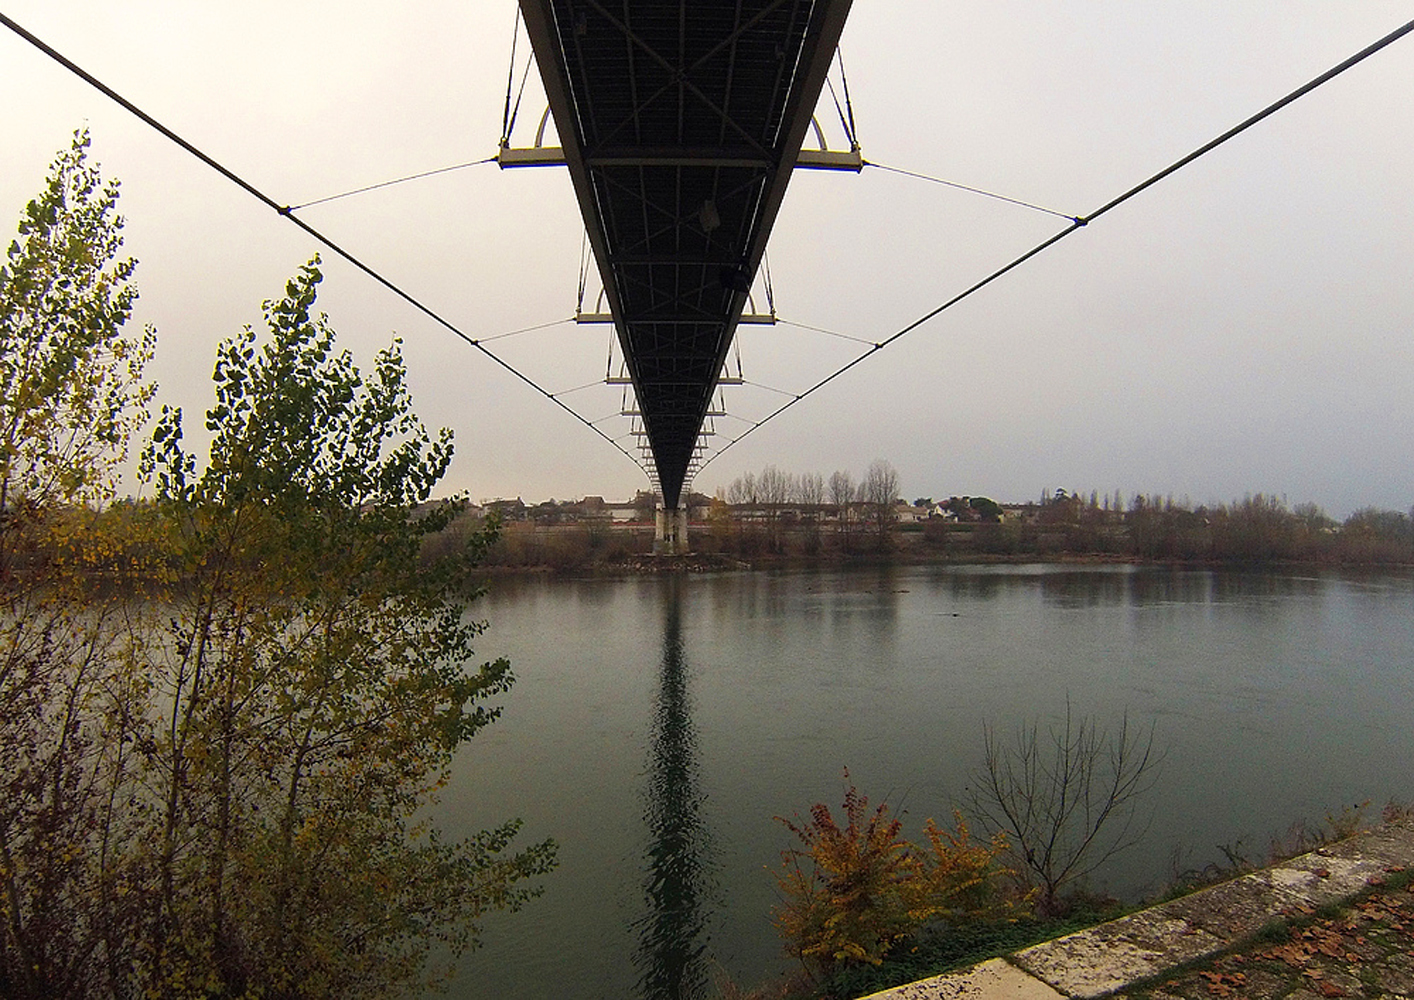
[518,0,853,510]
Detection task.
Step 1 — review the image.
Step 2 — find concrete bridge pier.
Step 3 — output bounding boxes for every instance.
[653,506,689,555]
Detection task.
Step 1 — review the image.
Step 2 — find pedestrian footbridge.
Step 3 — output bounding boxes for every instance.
[502,0,858,549]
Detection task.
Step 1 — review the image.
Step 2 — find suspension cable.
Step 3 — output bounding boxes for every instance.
[697,14,1414,476]
[9,11,1410,487]
[0,12,648,478]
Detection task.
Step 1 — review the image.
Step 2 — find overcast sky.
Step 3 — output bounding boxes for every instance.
[3,3,1411,516]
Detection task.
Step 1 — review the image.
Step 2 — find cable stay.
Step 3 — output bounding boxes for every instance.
[776,318,877,347]
[836,48,859,148]
[476,317,573,345]
[862,160,1078,222]
[711,410,757,425]
[722,334,745,386]
[0,12,652,481]
[286,157,496,211]
[692,13,1414,479]
[738,379,799,400]
[495,16,564,169]
[549,378,603,399]
[823,47,860,156]
[499,5,537,148]
[8,9,1413,494]
[761,252,777,317]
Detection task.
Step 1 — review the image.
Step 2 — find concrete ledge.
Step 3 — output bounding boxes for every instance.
[859,958,1063,1000]
[1154,869,1299,942]
[857,820,1414,1000]
[1013,910,1223,997]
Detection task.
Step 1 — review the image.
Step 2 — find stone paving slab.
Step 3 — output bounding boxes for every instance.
[1264,847,1395,909]
[1156,869,1306,943]
[1323,820,1414,867]
[856,821,1414,1000]
[1012,909,1225,998]
[858,958,1063,1000]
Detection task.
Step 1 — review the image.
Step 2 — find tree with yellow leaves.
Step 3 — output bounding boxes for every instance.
[0,129,156,1000]
[0,135,554,1000]
[773,773,1018,979]
[126,258,555,998]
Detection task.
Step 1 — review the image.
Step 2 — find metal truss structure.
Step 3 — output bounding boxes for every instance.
[506,0,856,512]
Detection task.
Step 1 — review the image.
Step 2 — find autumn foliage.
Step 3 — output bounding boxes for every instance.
[773,775,1020,975]
[0,135,554,1000]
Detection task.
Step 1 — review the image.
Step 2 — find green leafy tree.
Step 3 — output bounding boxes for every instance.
[968,496,1004,523]
[0,129,154,530]
[127,259,555,998]
[0,130,156,1000]
[1,140,552,999]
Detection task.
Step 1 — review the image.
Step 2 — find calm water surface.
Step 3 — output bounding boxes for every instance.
[436,564,1414,999]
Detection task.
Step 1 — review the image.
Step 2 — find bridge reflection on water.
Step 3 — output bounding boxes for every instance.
[633,578,719,1000]
[457,565,1414,1000]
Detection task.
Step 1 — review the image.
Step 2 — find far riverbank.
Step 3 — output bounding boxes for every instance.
[446,496,1414,574]
[461,523,1413,576]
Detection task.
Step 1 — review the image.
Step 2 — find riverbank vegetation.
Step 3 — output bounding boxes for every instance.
[966,706,1162,919]
[772,775,1022,976]
[0,134,553,999]
[751,701,1399,1000]
[759,711,1158,998]
[756,774,1404,1000]
[447,495,1414,573]
[436,469,1413,572]
[699,479,1414,567]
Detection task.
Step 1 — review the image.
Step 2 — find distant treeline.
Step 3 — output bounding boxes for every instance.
[427,516,648,570]
[70,491,1410,574]
[412,490,1414,571]
[688,493,1411,565]
[961,491,1414,565]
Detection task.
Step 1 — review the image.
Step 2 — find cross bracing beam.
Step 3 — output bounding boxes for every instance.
[516,0,853,510]
[499,144,862,171]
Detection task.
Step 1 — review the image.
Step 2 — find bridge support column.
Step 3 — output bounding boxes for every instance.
[673,507,688,554]
[652,506,690,555]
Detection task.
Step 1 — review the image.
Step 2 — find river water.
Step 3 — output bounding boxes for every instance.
[435,564,1414,999]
